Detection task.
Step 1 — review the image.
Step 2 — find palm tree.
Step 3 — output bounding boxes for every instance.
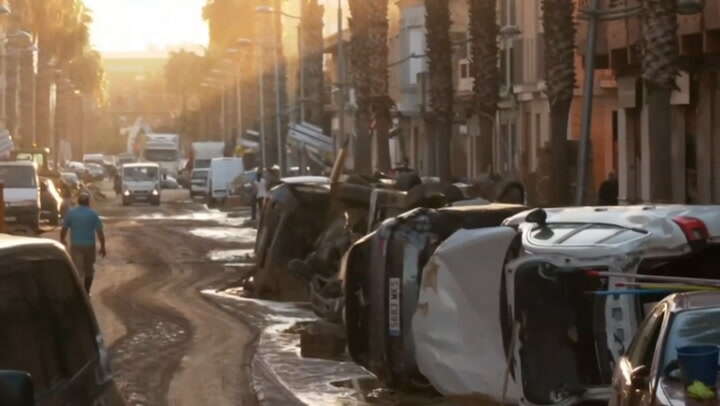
[367,0,391,172]
[425,0,453,181]
[641,0,678,202]
[349,0,373,174]
[300,0,325,127]
[542,0,576,205]
[468,0,499,176]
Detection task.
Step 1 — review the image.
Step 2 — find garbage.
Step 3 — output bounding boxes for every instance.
[687,381,716,400]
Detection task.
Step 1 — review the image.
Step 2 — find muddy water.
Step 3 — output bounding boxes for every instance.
[189,227,257,243]
[204,290,484,406]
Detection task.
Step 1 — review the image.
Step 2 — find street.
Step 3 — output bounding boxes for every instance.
[84,189,258,406]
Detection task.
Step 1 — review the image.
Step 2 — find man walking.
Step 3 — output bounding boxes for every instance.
[61,192,107,293]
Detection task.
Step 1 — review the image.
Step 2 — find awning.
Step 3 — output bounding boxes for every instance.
[0,129,14,159]
[287,122,334,154]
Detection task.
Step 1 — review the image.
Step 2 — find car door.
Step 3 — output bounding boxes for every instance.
[612,304,667,406]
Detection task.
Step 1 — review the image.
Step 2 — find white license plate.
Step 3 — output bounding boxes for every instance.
[388,277,401,337]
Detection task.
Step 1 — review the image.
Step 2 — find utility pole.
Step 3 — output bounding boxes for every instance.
[299,1,306,123]
[270,2,285,175]
[258,39,268,170]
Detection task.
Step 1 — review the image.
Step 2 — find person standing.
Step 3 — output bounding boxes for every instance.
[598,172,619,206]
[254,169,269,220]
[60,193,107,293]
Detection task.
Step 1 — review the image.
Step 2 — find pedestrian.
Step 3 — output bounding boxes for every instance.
[598,171,619,206]
[60,192,107,293]
[254,169,269,218]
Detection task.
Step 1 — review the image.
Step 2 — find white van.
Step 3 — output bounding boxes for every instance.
[0,161,41,230]
[207,157,244,207]
[121,163,161,206]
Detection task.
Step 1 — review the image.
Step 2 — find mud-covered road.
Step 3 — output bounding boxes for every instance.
[82,189,258,406]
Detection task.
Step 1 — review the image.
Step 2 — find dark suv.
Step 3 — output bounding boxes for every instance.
[0,235,124,406]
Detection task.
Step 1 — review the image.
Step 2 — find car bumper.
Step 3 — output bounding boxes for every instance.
[5,205,40,225]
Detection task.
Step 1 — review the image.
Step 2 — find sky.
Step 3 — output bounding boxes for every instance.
[85,0,209,54]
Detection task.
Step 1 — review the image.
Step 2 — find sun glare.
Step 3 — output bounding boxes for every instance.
[86,0,209,53]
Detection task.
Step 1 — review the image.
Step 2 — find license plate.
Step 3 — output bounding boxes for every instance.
[135,196,148,200]
[389,277,401,337]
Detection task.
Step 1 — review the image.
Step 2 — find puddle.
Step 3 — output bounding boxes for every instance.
[203,290,465,406]
[189,227,257,243]
[208,249,254,262]
[135,211,250,226]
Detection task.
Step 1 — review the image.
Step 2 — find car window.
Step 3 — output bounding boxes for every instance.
[0,260,98,395]
[662,308,720,372]
[627,305,665,370]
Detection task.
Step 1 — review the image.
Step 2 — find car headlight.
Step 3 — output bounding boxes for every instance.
[123,190,131,196]
[152,189,159,196]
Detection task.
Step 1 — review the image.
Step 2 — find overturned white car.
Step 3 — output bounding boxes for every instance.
[412,205,720,405]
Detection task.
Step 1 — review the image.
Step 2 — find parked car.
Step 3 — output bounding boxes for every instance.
[0,161,41,231]
[343,204,528,389]
[190,168,209,198]
[207,157,244,207]
[39,178,63,225]
[407,205,720,405]
[608,291,720,406]
[0,234,125,405]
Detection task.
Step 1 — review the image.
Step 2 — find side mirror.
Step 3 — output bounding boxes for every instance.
[0,371,34,406]
[525,208,548,227]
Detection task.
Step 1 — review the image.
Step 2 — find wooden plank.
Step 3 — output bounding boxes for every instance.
[697,72,714,203]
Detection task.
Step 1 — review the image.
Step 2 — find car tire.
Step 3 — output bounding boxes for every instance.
[49,211,60,226]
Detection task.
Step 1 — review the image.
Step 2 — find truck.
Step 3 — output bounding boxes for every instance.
[142,133,180,178]
[190,142,225,170]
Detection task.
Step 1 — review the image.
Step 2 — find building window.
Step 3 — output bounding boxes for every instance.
[460,61,470,79]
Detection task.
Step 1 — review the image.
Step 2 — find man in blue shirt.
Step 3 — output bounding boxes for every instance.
[61,193,107,293]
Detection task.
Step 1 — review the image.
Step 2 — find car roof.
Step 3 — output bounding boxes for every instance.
[0,160,35,167]
[281,176,330,185]
[123,162,160,168]
[664,292,720,313]
[0,234,68,262]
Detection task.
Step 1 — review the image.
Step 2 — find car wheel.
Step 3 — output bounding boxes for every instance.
[49,211,60,226]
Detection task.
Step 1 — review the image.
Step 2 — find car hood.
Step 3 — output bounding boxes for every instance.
[3,188,38,203]
[124,181,157,191]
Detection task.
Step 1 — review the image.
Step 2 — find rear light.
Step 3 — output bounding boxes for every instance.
[673,216,710,242]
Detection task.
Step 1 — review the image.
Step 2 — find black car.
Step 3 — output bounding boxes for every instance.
[0,235,125,406]
[40,178,63,225]
[343,204,528,389]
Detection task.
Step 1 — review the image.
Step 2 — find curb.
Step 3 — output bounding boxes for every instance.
[201,289,373,406]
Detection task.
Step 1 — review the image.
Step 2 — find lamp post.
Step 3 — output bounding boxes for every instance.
[227,38,254,157]
[256,5,286,175]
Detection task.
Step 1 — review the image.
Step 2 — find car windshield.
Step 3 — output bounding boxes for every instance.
[145,149,177,162]
[124,167,159,181]
[662,308,720,372]
[195,159,211,169]
[0,166,36,188]
[192,171,208,180]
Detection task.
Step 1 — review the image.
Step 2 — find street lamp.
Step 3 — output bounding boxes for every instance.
[256,5,286,175]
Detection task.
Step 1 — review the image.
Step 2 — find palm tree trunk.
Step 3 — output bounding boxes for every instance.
[19,50,35,147]
[367,0,391,172]
[349,0,372,174]
[36,47,53,150]
[550,99,571,204]
[425,0,453,181]
[373,99,392,171]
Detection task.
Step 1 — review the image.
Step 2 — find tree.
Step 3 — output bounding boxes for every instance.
[425,0,453,181]
[165,50,209,139]
[542,0,576,205]
[300,0,325,127]
[641,0,678,202]
[349,0,373,174]
[468,0,499,176]
[367,0,392,171]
